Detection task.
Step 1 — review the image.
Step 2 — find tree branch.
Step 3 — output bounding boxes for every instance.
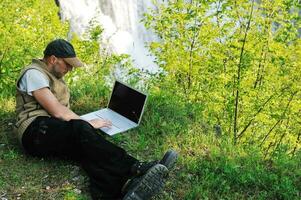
[236,91,276,139]
[259,91,297,147]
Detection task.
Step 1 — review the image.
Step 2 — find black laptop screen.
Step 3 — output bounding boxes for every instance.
[108,81,147,124]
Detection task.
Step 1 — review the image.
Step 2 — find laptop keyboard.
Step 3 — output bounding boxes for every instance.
[95,114,119,129]
[100,125,120,135]
[95,111,129,129]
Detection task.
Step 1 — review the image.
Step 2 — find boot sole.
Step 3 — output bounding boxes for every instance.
[122,164,168,200]
[160,150,178,170]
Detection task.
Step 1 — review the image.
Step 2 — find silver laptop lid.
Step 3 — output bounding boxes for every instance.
[107,80,147,124]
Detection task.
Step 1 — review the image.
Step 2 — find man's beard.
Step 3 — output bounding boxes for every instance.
[51,63,64,79]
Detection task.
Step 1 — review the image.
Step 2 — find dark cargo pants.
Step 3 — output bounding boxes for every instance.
[22,116,138,199]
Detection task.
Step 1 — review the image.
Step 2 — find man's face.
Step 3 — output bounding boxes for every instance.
[51,57,73,78]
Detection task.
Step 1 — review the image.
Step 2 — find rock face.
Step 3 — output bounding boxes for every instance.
[55,0,160,72]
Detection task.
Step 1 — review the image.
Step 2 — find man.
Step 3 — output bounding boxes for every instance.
[15,39,178,200]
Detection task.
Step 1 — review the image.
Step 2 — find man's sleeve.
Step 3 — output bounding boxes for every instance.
[18,69,50,96]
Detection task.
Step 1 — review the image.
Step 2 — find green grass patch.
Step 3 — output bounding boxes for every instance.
[0,89,300,199]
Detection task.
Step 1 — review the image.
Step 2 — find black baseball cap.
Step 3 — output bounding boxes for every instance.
[44,39,83,67]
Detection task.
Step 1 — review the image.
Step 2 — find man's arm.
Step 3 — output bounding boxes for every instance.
[33,87,79,121]
[32,87,112,129]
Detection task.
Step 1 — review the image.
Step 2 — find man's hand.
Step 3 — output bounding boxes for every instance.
[88,118,112,129]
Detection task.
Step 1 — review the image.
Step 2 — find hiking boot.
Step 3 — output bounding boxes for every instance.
[130,149,178,177]
[159,149,178,170]
[130,160,158,177]
[122,164,168,200]
[124,150,178,194]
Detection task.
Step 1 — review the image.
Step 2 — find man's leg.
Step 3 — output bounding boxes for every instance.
[22,116,138,198]
[22,116,178,199]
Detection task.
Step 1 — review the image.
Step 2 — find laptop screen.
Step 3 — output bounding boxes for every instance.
[108,81,147,124]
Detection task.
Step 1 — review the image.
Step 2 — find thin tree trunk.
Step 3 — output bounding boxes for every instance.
[291,131,301,156]
[272,132,287,155]
[264,142,274,158]
[254,12,270,89]
[257,51,267,87]
[185,2,201,97]
[254,45,268,89]
[187,27,197,91]
[233,0,255,144]
[0,48,8,75]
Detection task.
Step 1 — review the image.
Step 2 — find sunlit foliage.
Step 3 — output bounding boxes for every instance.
[144,0,301,154]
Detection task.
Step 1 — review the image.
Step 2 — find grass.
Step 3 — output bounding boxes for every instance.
[0,90,300,200]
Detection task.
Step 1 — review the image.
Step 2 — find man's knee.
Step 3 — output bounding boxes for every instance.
[71,119,100,140]
[71,119,93,131]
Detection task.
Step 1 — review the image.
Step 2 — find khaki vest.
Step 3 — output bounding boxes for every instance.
[15,59,70,144]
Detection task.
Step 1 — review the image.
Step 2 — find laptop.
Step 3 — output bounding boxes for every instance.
[80,80,148,136]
